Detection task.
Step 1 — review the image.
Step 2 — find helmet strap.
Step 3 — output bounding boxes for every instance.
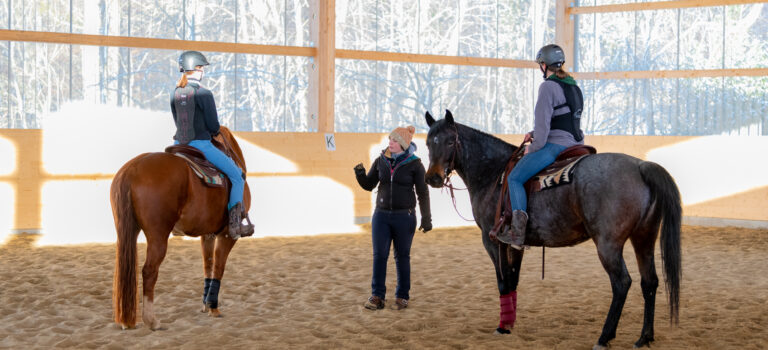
[189,69,204,81]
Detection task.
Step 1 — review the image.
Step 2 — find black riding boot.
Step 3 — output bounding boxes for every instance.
[498,210,528,250]
[228,202,255,240]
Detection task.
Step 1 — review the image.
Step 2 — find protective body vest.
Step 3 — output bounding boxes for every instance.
[547,77,584,142]
[173,85,198,144]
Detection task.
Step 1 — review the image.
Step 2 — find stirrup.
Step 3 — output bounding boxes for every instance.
[239,214,255,237]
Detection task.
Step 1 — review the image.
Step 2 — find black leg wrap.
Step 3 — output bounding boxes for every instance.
[204,279,221,309]
[203,278,213,304]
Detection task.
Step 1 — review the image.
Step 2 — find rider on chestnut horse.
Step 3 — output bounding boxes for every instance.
[172,50,254,240]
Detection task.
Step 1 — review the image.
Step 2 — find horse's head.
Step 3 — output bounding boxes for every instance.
[424,110,460,188]
[215,126,247,173]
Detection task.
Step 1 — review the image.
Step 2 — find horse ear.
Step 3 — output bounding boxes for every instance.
[425,111,436,127]
[445,109,454,124]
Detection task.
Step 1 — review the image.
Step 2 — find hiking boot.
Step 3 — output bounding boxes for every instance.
[392,298,409,310]
[228,202,255,240]
[497,210,528,250]
[364,295,385,310]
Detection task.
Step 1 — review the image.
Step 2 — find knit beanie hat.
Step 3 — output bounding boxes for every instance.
[390,125,415,150]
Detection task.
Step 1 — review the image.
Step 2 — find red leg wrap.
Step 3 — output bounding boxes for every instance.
[498,291,517,329]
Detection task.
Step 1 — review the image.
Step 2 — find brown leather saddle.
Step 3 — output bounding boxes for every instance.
[492,144,597,233]
[165,144,227,188]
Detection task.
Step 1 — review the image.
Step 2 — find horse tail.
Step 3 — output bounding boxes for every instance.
[110,168,140,328]
[639,161,682,325]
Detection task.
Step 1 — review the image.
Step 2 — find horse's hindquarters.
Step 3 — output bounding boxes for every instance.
[122,153,226,236]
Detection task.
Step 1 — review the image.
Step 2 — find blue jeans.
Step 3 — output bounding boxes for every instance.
[371,209,417,300]
[180,139,245,210]
[507,143,567,211]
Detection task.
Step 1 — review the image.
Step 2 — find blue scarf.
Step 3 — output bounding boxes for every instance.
[382,143,418,169]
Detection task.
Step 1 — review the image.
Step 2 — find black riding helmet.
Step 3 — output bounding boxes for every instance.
[536,44,565,68]
[178,51,210,72]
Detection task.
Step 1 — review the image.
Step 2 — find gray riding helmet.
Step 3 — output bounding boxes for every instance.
[535,44,565,68]
[178,51,210,72]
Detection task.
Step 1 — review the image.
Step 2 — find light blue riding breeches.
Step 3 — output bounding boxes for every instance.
[179,139,244,210]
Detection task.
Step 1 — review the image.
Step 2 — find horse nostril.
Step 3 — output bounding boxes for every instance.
[426,175,443,187]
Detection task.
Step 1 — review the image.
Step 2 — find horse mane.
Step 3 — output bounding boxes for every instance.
[428,118,518,187]
[429,119,518,157]
[456,123,518,153]
[216,126,247,173]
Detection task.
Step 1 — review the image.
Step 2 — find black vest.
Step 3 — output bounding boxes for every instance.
[548,77,584,142]
[173,85,198,144]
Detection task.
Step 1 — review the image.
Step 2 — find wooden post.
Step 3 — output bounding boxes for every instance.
[309,0,335,133]
[556,0,576,72]
[3,130,44,234]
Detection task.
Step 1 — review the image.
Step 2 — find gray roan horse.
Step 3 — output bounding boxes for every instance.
[424,110,681,349]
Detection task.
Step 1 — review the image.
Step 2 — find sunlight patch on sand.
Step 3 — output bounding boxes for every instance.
[38,180,144,246]
[246,176,359,237]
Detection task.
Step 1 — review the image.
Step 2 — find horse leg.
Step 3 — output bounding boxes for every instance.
[200,233,216,313]
[483,231,523,334]
[594,241,632,349]
[205,234,237,318]
[141,232,170,330]
[631,232,659,348]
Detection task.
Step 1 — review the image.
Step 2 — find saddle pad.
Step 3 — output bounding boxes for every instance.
[173,153,226,188]
[525,154,589,193]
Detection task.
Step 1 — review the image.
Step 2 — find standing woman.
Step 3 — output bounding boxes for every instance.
[171,50,254,240]
[496,44,585,250]
[354,126,432,310]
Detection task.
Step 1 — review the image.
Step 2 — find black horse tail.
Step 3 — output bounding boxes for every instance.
[639,161,682,325]
[110,167,141,329]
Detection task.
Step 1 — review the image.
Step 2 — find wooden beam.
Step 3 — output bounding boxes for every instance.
[0,29,316,57]
[555,0,576,72]
[336,49,538,69]
[316,0,336,133]
[569,0,767,15]
[574,67,768,80]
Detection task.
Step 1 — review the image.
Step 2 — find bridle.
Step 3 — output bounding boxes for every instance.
[441,124,461,183]
[438,124,474,222]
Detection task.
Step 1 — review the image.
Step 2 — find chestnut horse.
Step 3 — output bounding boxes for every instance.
[111,126,250,330]
[423,111,681,349]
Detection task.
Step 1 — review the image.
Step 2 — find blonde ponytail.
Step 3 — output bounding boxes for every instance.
[177,73,188,88]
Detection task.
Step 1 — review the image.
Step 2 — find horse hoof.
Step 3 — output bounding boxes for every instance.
[592,344,609,350]
[208,308,223,318]
[493,327,511,335]
[634,335,653,348]
[147,320,161,331]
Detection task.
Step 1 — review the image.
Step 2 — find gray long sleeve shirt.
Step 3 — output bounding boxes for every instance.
[529,80,583,153]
